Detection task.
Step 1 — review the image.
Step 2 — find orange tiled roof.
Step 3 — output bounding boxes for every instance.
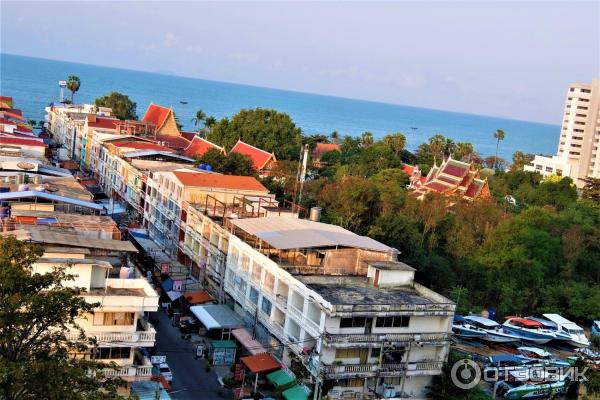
[87,115,119,130]
[111,141,173,152]
[230,140,275,170]
[0,137,47,147]
[154,134,190,150]
[184,137,224,158]
[171,171,268,192]
[142,103,172,130]
[180,131,198,141]
[0,110,26,121]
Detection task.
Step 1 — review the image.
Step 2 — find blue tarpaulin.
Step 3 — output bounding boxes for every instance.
[161,277,173,292]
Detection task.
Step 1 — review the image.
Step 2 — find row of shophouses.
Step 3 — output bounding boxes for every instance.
[46,102,455,399]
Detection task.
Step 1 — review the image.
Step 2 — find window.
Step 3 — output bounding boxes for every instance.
[371,348,381,358]
[335,348,362,359]
[94,347,131,360]
[95,312,134,326]
[249,287,259,305]
[261,298,272,316]
[340,317,368,328]
[337,378,364,387]
[375,316,409,328]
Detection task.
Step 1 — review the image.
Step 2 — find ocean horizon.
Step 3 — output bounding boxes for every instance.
[1,53,559,159]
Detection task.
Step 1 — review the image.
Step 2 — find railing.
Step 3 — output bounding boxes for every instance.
[323,332,449,345]
[66,329,156,344]
[102,365,153,378]
[321,361,444,378]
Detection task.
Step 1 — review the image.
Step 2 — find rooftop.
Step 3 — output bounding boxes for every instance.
[369,261,415,271]
[296,275,434,306]
[171,171,268,192]
[142,103,171,129]
[9,227,138,252]
[230,140,275,170]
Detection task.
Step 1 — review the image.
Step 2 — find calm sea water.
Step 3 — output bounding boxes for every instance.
[1,53,558,159]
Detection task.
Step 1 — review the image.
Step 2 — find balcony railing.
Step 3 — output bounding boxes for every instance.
[323,332,449,346]
[102,365,153,379]
[66,329,156,344]
[321,361,444,378]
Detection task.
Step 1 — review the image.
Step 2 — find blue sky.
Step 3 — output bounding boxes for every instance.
[1,1,598,124]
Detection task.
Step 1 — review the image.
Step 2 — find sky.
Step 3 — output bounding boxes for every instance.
[1,1,599,124]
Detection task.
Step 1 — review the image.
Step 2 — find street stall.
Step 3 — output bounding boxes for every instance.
[282,385,310,400]
[209,340,237,365]
[189,304,244,339]
[266,369,295,388]
[240,353,281,395]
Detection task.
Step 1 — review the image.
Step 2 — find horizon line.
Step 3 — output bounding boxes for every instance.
[2,52,560,128]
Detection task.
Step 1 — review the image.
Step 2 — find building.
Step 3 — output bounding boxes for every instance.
[30,248,159,383]
[184,136,226,159]
[311,143,340,167]
[406,157,490,201]
[0,136,48,159]
[230,140,277,175]
[524,78,600,186]
[221,216,454,399]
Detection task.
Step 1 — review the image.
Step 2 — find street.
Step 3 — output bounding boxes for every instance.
[152,309,232,400]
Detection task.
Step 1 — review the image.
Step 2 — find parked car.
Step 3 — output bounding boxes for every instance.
[179,317,201,334]
[151,356,172,383]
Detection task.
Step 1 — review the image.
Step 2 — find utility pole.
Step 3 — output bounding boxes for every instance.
[298,144,309,206]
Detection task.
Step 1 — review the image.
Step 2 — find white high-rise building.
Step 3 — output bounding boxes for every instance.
[525,78,600,186]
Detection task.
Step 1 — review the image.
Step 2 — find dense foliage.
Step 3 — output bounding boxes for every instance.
[195,148,256,176]
[207,108,302,159]
[0,236,128,399]
[94,92,137,120]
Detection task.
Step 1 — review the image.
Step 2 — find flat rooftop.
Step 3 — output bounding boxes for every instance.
[369,261,415,271]
[87,287,146,296]
[296,275,433,306]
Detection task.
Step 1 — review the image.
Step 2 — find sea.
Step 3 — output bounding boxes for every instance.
[0,53,559,159]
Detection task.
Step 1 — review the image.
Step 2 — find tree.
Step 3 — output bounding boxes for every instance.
[382,132,407,156]
[207,108,302,160]
[196,148,255,176]
[191,109,206,131]
[330,131,339,143]
[511,150,534,172]
[493,129,506,170]
[0,236,126,400]
[428,134,446,164]
[204,116,217,130]
[444,138,457,158]
[94,92,137,120]
[360,131,374,148]
[66,75,81,103]
[455,142,474,162]
[581,178,600,205]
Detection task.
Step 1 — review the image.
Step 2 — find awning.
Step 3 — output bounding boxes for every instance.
[184,290,214,305]
[166,290,182,301]
[190,304,244,330]
[267,369,295,388]
[232,328,267,355]
[131,380,171,400]
[283,385,309,400]
[240,353,280,374]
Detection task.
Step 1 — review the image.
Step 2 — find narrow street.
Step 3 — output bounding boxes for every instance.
[152,309,232,400]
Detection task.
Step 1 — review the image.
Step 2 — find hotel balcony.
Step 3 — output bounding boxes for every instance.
[322,332,450,348]
[67,321,157,348]
[102,359,154,382]
[321,361,444,379]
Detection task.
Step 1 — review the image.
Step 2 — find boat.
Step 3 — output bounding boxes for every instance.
[464,315,521,343]
[525,316,572,342]
[179,101,188,104]
[516,346,570,368]
[542,314,590,347]
[503,317,558,344]
[452,315,487,339]
[484,355,543,381]
[410,126,418,130]
[500,376,568,399]
[592,320,600,339]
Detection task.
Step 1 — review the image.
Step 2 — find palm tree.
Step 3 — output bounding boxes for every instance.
[493,129,506,170]
[361,131,374,148]
[191,109,207,131]
[456,142,474,162]
[66,75,81,103]
[330,131,339,144]
[444,138,456,159]
[382,132,406,156]
[204,116,216,129]
[428,134,445,164]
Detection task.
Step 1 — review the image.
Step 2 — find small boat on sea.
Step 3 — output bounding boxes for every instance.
[464,315,522,343]
[452,315,487,339]
[179,100,188,104]
[524,316,572,342]
[503,317,558,344]
[517,347,570,367]
[543,314,590,348]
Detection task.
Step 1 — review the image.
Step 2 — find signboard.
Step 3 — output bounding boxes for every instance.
[161,263,170,274]
[172,279,184,291]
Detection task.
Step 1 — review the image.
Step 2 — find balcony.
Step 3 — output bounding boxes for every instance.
[321,361,444,378]
[102,363,154,381]
[67,328,157,347]
[323,332,449,347]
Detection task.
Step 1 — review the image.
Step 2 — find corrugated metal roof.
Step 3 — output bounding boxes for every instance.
[25,228,138,252]
[0,191,103,210]
[231,216,392,252]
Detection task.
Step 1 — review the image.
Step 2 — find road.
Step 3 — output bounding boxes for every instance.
[152,308,232,400]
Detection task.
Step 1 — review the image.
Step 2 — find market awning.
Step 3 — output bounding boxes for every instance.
[184,290,214,305]
[240,353,280,374]
[267,369,295,388]
[166,290,182,301]
[283,385,309,400]
[232,328,267,355]
[190,304,244,330]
